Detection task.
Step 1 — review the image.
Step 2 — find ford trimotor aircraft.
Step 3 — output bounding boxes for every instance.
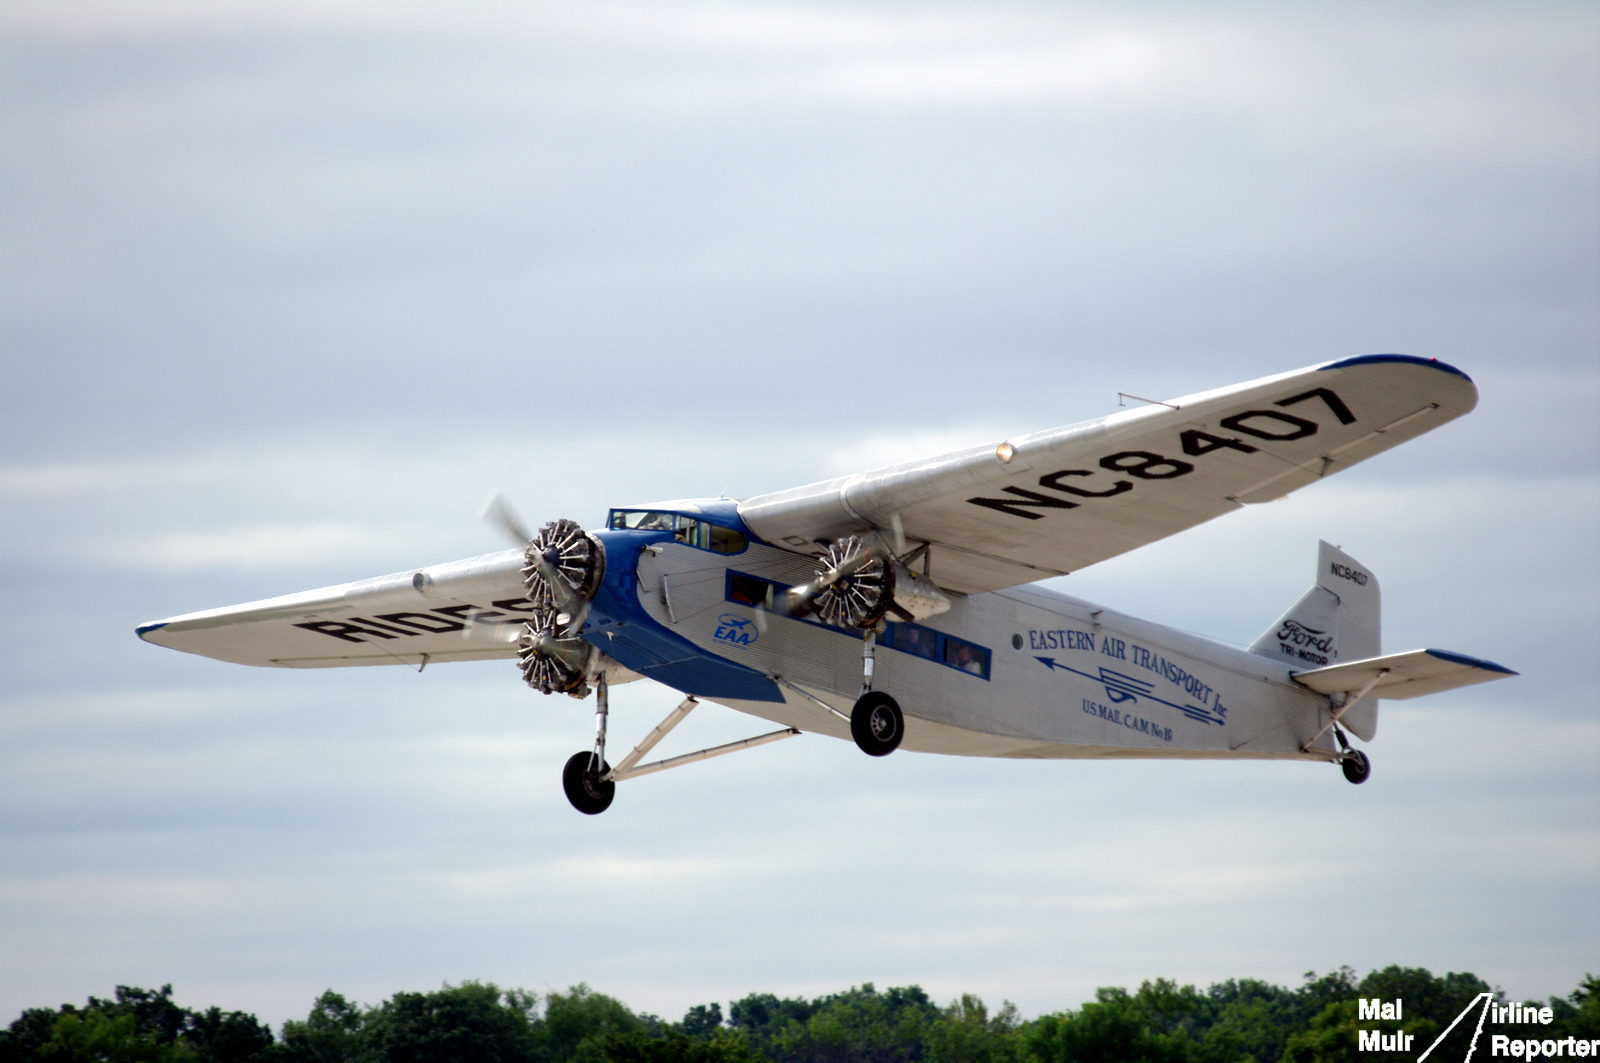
[140,355,1516,814]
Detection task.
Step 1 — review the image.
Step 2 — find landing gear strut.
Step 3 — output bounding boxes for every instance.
[563,672,615,814]
[849,629,903,756]
[559,673,801,815]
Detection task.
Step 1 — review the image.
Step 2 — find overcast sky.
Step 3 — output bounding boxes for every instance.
[3,0,1597,1032]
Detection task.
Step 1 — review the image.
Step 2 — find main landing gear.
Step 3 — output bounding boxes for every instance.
[849,627,903,757]
[560,672,801,815]
[851,692,903,757]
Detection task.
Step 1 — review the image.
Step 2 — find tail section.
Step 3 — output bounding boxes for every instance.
[1252,542,1382,738]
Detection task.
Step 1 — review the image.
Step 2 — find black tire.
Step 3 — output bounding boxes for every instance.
[851,691,904,757]
[562,751,615,814]
[1341,749,1371,785]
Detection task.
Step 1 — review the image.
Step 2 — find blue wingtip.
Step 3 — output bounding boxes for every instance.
[135,621,168,640]
[1424,648,1518,676]
[1320,353,1473,383]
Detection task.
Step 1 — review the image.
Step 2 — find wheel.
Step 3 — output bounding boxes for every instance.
[850,691,904,757]
[562,751,615,814]
[1341,749,1371,785]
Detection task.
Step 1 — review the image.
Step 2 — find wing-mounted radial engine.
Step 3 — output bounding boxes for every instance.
[782,534,953,760]
[787,535,951,628]
[517,518,606,697]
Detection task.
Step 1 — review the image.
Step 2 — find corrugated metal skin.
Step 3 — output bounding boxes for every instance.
[638,540,1336,762]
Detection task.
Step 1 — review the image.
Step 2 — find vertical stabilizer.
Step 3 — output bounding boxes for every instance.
[1251,542,1382,739]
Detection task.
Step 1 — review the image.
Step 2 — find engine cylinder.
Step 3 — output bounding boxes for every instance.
[521,518,606,610]
[812,536,893,628]
[517,607,595,696]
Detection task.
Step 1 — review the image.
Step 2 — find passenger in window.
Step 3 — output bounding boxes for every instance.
[729,577,763,606]
[896,625,937,659]
[947,640,985,675]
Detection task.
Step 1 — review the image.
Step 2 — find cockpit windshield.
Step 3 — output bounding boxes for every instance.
[607,510,747,554]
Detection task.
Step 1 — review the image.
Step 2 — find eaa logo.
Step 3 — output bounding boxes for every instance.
[713,613,758,648]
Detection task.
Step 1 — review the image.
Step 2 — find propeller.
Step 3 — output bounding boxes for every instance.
[782,536,896,628]
[480,491,534,547]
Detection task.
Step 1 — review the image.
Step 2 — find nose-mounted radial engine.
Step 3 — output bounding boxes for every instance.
[515,518,606,697]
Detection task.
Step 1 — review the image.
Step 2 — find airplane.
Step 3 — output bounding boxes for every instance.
[138,354,1517,814]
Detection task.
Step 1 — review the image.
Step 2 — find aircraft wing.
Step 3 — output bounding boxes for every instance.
[738,355,1478,594]
[136,550,532,668]
[1290,649,1518,700]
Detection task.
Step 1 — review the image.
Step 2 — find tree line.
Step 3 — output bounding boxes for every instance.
[3,968,1596,1063]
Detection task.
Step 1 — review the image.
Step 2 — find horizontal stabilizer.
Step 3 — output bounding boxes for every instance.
[1291,649,1517,701]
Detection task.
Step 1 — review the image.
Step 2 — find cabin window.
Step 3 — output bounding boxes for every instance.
[888,623,938,660]
[609,510,746,554]
[880,623,991,680]
[942,636,990,678]
[721,580,991,678]
[727,572,778,610]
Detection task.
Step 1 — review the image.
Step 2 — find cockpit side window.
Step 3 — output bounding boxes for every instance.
[709,524,746,554]
[608,510,747,554]
[611,510,678,531]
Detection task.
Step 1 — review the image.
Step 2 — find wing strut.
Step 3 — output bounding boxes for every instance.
[599,693,800,784]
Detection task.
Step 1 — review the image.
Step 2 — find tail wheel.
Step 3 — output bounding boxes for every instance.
[813,537,893,629]
[517,607,593,695]
[522,518,605,610]
[851,691,904,757]
[562,752,615,814]
[1342,750,1371,785]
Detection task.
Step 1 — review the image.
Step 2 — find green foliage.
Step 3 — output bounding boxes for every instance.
[1280,999,1435,1063]
[42,1010,196,1063]
[925,995,1017,1063]
[679,1008,725,1043]
[748,984,939,1063]
[275,991,368,1063]
[362,982,537,1063]
[1549,974,1600,1042]
[7,970,1597,1063]
[1020,993,1189,1063]
[576,1030,752,1063]
[0,986,270,1063]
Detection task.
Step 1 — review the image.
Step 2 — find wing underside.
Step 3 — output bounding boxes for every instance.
[138,550,532,668]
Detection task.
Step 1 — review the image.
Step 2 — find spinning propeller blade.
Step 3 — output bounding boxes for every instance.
[480,491,534,547]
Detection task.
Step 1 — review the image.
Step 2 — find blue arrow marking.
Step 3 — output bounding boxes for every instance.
[1035,656,1225,725]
